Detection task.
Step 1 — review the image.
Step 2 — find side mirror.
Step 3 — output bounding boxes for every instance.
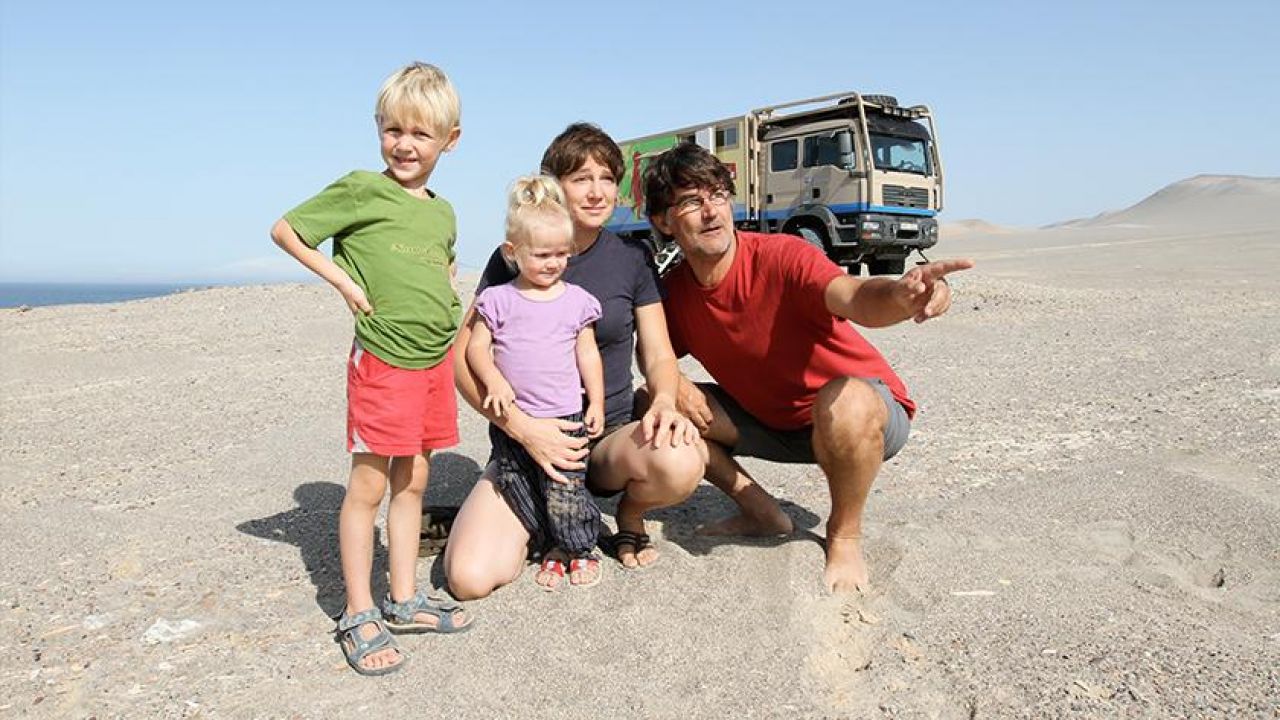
[836,131,855,174]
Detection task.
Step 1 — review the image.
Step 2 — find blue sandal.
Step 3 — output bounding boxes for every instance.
[336,608,405,677]
[381,590,473,634]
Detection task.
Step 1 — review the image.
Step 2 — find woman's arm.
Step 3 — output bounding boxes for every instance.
[454,304,587,481]
[633,303,700,448]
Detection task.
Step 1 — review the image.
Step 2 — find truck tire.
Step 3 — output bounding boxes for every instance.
[796,227,826,251]
[867,257,905,276]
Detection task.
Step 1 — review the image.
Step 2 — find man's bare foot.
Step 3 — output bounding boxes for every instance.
[696,486,794,536]
[824,535,870,593]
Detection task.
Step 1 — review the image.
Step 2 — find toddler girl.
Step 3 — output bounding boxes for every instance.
[466,175,605,589]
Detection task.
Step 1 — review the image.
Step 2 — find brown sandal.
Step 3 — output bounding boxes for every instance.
[611,531,658,570]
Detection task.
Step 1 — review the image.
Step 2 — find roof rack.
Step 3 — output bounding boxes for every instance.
[754,92,929,121]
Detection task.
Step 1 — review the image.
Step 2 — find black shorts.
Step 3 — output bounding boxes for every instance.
[701,378,911,464]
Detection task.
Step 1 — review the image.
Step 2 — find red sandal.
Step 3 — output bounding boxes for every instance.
[533,556,565,592]
[569,556,603,588]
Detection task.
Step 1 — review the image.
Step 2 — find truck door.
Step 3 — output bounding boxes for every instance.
[801,129,859,212]
[762,136,804,232]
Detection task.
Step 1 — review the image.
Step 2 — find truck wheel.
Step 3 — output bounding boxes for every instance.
[868,258,905,276]
[796,227,826,251]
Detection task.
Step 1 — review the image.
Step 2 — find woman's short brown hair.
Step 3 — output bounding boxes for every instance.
[540,123,625,182]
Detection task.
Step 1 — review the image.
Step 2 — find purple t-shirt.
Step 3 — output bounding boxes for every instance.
[478,230,663,426]
[474,282,603,418]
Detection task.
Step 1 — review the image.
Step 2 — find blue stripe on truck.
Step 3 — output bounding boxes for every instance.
[607,202,936,233]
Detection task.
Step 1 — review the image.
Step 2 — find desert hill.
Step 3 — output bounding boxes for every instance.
[1046,174,1279,232]
[940,219,1024,238]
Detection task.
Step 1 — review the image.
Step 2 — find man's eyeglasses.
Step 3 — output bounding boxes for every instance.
[671,189,732,216]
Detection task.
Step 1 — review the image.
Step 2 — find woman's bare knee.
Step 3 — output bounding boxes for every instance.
[443,474,528,600]
[620,442,704,506]
[651,443,704,496]
[445,566,499,601]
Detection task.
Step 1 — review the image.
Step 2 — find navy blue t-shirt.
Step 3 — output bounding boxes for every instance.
[477,230,662,426]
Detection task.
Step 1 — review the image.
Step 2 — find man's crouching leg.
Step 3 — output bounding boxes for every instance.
[811,377,889,593]
[644,383,793,537]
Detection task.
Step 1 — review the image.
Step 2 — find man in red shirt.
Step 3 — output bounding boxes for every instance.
[644,143,973,593]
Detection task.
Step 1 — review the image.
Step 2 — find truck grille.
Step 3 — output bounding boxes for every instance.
[881,185,929,208]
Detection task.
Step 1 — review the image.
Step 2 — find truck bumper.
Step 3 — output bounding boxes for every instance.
[830,213,938,261]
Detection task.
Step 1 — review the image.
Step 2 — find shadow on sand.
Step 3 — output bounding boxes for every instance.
[597,483,826,558]
[235,451,483,617]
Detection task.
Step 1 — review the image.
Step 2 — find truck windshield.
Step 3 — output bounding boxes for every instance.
[870,134,931,175]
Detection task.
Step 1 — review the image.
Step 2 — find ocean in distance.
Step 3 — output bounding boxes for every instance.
[0,282,218,309]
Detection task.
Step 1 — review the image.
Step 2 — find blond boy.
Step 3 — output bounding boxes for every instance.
[270,62,472,676]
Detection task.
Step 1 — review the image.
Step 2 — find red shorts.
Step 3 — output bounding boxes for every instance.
[347,342,459,456]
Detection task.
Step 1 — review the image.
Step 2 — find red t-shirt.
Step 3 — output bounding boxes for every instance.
[663,231,915,430]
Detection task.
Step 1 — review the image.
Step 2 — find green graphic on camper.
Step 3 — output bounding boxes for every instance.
[616,135,680,226]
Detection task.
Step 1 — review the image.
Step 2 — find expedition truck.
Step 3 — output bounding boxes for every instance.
[606,91,944,275]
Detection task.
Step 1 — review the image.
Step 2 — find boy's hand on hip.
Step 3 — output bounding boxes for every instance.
[338,282,373,317]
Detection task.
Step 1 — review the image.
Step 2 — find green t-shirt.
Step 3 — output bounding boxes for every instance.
[285,170,461,369]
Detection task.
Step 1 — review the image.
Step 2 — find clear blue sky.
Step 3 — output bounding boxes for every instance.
[1,0,1276,283]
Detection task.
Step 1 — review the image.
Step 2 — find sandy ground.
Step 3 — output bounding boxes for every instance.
[2,179,1278,718]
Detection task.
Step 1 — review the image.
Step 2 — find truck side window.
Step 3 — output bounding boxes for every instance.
[803,133,843,168]
[771,140,798,172]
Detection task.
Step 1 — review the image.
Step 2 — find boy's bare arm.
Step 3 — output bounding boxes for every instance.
[270,218,371,315]
[576,325,605,409]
